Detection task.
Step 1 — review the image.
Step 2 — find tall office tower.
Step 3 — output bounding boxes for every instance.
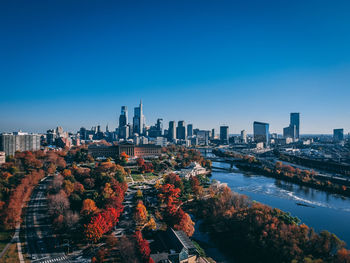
[197,130,210,146]
[211,128,215,139]
[0,132,41,156]
[119,106,128,127]
[156,118,163,135]
[187,124,193,137]
[290,113,300,139]
[241,130,247,143]
[119,106,128,138]
[168,121,176,141]
[56,126,64,137]
[220,126,229,144]
[283,125,296,140]
[333,128,344,142]
[46,129,56,145]
[79,127,87,140]
[133,100,145,135]
[176,121,187,140]
[253,121,270,145]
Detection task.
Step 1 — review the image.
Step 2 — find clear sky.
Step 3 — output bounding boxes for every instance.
[1,0,349,135]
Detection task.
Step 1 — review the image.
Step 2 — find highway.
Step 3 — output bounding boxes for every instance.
[25,176,70,263]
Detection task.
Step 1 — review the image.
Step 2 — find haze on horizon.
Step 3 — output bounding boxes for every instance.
[1,0,350,135]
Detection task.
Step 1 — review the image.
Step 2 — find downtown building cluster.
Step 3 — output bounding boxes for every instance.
[0,103,349,163]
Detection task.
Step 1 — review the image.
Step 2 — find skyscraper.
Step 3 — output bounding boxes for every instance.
[241,130,247,143]
[119,106,128,128]
[156,118,163,135]
[290,113,300,139]
[220,126,229,144]
[211,128,215,140]
[133,100,145,135]
[253,121,269,145]
[197,130,210,146]
[333,129,344,142]
[168,121,176,141]
[176,121,187,140]
[187,124,193,137]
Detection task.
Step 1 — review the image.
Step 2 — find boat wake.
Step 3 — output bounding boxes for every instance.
[236,183,350,212]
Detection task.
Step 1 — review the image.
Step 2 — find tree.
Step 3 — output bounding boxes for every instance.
[137,158,145,167]
[119,152,129,165]
[81,199,98,215]
[48,191,70,216]
[190,176,202,196]
[134,201,148,226]
[85,207,123,242]
[135,231,151,262]
[173,209,195,236]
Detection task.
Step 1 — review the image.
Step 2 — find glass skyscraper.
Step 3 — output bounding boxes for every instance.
[253,121,269,145]
[290,113,300,139]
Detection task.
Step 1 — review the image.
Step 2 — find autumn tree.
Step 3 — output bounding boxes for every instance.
[81,199,98,215]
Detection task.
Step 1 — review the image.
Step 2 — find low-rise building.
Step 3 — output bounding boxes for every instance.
[179,162,207,179]
[88,142,162,159]
[150,228,198,263]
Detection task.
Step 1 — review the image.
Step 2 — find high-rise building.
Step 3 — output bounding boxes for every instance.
[290,113,300,139]
[253,121,269,145]
[211,128,215,140]
[176,121,186,140]
[241,130,247,143]
[197,130,210,146]
[133,100,145,135]
[187,124,193,137]
[168,121,176,141]
[156,118,163,135]
[0,132,41,156]
[283,125,296,140]
[333,128,344,142]
[220,126,229,144]
[46,129,56,145]
[119,106,128,128]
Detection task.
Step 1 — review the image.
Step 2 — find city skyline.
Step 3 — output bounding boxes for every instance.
[1,1,350,134]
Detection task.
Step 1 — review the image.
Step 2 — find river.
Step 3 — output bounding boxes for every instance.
[192,161,350,262]
[210,161,350,245]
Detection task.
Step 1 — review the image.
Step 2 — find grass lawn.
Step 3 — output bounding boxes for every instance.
[143,173,158,180]
[1,243,19,263]
[126,176,133,183]
[131,174,144,182]
[0,230,13,252]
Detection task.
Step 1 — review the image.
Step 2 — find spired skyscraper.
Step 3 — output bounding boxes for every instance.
[133,100,145,135]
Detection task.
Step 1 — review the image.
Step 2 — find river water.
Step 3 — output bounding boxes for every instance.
[192,150,350,262]
[210,161,350,246]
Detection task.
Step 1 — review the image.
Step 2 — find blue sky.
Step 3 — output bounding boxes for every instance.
[0,0,349,134]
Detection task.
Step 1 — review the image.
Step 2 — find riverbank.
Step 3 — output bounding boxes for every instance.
[212,149,350,197]
[236,162,350,197]
[187,182,350,263]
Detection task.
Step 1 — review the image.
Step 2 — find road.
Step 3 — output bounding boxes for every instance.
[25,176,70,263]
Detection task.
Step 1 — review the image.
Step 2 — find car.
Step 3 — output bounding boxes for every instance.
[31,255,38,260]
